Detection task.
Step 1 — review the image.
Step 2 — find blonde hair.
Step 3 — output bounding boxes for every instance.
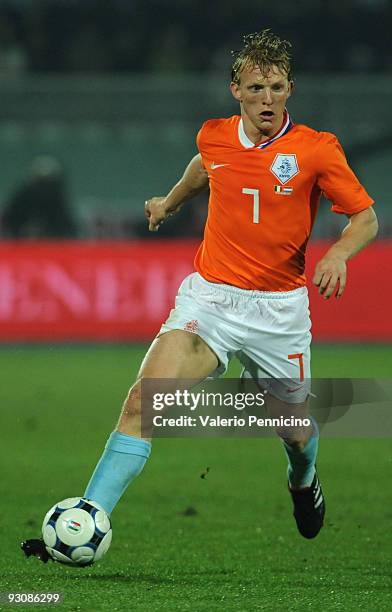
[231,29,292,84]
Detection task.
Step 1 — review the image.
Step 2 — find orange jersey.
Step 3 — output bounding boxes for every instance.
[194,113,374,291]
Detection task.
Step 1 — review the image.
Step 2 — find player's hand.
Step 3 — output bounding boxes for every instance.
[144,197,170,232]
[312,254,347,299]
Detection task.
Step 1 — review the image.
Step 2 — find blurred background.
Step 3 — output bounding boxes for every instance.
[2,7,391,607]
[0,0,390,342]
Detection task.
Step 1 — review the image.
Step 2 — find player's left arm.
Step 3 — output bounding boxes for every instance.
[313,206,379,299]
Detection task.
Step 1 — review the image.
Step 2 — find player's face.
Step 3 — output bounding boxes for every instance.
[230,64,293,140]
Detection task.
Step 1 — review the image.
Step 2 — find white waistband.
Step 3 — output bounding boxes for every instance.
[195,273,307,300]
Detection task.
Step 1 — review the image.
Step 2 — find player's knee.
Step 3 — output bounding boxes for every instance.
[282,437,307,451]
[123,376,160,417]
[276,426,310,449]
[122,379,143,418]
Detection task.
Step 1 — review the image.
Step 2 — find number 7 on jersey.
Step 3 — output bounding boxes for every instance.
[242,188,260,224]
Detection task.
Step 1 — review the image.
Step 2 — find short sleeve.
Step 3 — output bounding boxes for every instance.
[316,133,374,215]
[196,124,203,152]
[196,121,210,156]
[196,122,207,168]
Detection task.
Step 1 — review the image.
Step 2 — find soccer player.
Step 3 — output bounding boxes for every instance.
[23,29,378,561]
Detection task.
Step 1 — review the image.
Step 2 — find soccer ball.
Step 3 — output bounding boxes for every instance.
[42,497,112,566]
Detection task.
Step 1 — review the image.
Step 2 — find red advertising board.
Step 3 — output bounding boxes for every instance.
[306,241,392,340]
[0,240,390,342]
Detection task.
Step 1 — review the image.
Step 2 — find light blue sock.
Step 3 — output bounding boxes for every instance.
[84,432,151,514]
[283,418,319,489]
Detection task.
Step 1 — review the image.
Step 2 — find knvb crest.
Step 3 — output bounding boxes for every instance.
[270,154,299,185]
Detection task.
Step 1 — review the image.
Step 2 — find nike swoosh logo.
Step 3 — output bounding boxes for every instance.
[287,386,304,393]
[210,162,230,170]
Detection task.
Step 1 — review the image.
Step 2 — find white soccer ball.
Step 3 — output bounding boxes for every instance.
[42,497,112,566]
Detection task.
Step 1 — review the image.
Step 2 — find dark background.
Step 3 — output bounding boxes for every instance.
[0,0,390,239]
[0,0,391,75]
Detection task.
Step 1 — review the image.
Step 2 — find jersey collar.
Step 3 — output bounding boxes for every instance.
[238,110,293,149]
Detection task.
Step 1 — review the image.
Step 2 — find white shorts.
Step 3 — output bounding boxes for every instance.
[159,272,312,403]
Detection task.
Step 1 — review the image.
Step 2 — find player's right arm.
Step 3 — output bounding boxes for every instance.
[145,154,209,232]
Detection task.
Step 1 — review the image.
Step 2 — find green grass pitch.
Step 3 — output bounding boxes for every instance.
[1,344,392,611]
